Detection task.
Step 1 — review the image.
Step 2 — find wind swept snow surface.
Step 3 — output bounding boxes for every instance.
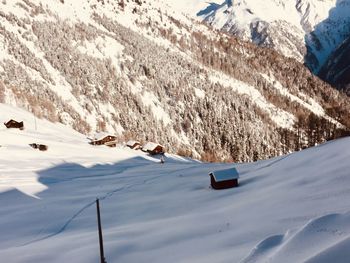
[1,103,350,262]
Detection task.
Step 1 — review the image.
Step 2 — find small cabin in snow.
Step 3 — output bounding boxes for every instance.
[142,142,165,155]
[89,133,117,147]
[29,143,48,151]
[209,168,239,190]
[126,140,141,150]
[4,119,24,130]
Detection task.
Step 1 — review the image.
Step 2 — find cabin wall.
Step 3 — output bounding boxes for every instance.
[147,145,164,155]
[154,146,164,154]
[211,176,238,190]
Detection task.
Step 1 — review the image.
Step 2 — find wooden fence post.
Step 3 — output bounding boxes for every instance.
[96,198,107,263]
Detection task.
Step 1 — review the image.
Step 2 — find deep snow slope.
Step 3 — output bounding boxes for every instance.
[1,104,350,263]
[170,0,350,73]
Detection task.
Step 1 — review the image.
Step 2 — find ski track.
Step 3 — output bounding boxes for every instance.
[18,163,200,247]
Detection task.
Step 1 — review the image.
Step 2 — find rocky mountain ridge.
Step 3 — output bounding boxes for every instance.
[319,36,350,93]
[183,0,350,75]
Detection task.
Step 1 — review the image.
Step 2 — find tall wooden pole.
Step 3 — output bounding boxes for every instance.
[96,198,107,263]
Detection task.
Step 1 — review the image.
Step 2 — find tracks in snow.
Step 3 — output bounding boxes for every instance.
[18,163,199,247]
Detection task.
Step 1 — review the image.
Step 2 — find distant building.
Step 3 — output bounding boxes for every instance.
[29,143,48,151]
[4,119,24,130]
[142,142,165,155]
[209,168,239,190]
[89,132,117,147]
[126,140,141,150]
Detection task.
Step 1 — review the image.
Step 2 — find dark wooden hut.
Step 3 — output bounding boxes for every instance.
[29,143,48,151]
[89,133,117,147]
[142,142,165,155]
[4,119,24,130]
[209,168,239,190]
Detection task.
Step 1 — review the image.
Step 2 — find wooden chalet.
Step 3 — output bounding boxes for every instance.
[29,143,48,151]
[142,142,165,155]
[89,133,117,147]
[4,119,24,130]
[209,168,239,190]
[126,140,141,150]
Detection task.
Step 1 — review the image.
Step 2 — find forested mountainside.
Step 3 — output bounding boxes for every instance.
[0,0,350,162]
[191,0,350,84]
[319,36,350,94]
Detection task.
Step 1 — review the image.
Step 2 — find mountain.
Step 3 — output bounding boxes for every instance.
[0,0,350,162]
[179,0,350,74]
[1,103,350,263]
[319,36,350,93]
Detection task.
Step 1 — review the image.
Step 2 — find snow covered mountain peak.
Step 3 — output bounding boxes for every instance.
[166,0,350,72]
[305,0,350,72]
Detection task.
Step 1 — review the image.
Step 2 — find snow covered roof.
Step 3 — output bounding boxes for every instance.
[210,167,239,182]
[92,132,115,141]
[126,140,141,147]
[142,142,163,151]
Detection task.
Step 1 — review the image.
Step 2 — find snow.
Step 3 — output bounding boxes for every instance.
[1,103,350,263]
[74,36,125,73]
[0,0,221,141]
[130,82,173,128]
[0,0,189,119]
[38,0,92,24]
[172,0,349,69]
[242,213,350,263]
[0,0,30,20]
[0,7,90,121]
[0,35,9,61]
[261,73,344,128]
[194,87,206,99]
[210,167,239,182]
[140,90,172,126]
[0,0,350,260]
[209,72,296,129]
[183,0,332,30]
[126,140,140,147]
[91,132,115,141]
[142,141,163,152]
[162,0,211,17]
[3,0,335,143]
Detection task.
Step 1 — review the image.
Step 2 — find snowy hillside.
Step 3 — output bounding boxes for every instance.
[1,104,350,262]
[171,0,350,73]
[1,0,350,163]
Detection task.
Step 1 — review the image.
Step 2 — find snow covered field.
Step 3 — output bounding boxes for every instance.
[1,103,350,263]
